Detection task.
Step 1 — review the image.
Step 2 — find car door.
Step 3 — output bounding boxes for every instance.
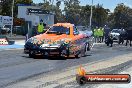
[73,26,85,52]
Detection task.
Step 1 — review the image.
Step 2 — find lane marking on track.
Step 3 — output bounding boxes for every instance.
[4,43,131,85]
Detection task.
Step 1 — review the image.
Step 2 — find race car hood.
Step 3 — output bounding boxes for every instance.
[32,33,72,45]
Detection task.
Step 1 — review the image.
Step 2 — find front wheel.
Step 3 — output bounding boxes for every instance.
[29,50,35,58]
[75,51,82,58]
[86,43,90,51]
[75,43,87,58]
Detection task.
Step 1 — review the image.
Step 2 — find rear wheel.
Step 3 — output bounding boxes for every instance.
[75,51,82,58]
[82,43,90,56]
[75,43,88,58]
[86,43,90,51]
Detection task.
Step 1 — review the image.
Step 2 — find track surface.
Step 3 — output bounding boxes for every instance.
[0,43,132,88]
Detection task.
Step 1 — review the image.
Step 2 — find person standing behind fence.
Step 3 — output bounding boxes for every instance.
[37,20,44,34]
[100,27,104,43]
[93,27,98,43]
[97,28,101,43]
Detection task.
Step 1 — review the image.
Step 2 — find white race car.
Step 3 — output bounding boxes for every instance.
[110,29,121,41]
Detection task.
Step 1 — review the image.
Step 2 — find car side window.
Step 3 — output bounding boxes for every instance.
[73,26,79,35]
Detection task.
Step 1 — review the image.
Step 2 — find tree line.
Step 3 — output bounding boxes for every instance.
[0,0,132,29]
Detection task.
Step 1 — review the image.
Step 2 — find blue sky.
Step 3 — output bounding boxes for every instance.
[33,0,132,12]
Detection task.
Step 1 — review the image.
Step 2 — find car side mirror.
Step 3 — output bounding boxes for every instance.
[74,31,79,35]
[66,31,70,35]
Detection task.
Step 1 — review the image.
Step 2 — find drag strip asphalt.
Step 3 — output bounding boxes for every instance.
[0,43,131,88]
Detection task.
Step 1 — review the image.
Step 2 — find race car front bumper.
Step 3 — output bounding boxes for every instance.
[24,48,29,54]
[24,42,70,57]
[40,48,60,56]
[39,47,68,56]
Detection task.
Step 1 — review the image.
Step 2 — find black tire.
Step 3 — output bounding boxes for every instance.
[82,43,89,57]
[64,45,70,58]
[86,43,90,51]
[75,51,81,58]
[75,44,86,58]
[29,50,35,58]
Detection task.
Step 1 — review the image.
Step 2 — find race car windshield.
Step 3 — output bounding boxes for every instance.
[111,30,120,33]
[47,26,70,35]
[78,28,86,31]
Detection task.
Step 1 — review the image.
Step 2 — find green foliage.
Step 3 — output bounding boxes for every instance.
[14,0,33,17]
[15,0,32,4]
[92,4,109,27]
[63,0,81,25]
[0,0,33,16]
[113,3,132,29]
[0,0,131,29]
[41,0,62,23]
[0,0,12,16]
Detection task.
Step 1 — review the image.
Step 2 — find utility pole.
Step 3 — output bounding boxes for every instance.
[51,0,54,12]
[11,0,14,36]
[89,0,93,29]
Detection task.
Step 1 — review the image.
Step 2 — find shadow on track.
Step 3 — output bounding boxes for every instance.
[33,53,91,60]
